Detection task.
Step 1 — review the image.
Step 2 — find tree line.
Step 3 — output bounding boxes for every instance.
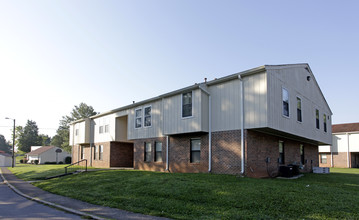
[1,103,97,153]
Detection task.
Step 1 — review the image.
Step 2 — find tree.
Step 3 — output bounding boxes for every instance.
[0,135,11,153]
[17,120,42,152]
[39,134,51,146]
[51,103,98,153]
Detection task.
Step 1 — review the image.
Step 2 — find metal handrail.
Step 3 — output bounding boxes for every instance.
[64,159,87,174]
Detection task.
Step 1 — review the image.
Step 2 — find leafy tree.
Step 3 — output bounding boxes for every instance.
[17,120,42,152]
[39,134,51,146]
[0,135,11,153]
[51,103,98,153]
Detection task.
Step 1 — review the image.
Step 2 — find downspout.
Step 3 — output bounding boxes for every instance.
[347,133,350,168]
[199,85,211,172]
[162,97,170,172]
[89,119,93,167]
[238,75,245,175]
[166,136,169,171]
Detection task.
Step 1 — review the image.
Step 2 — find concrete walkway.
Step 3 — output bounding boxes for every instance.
[0,167,168,220]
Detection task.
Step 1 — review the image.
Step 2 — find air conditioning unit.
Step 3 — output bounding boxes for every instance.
[313,167,330,174]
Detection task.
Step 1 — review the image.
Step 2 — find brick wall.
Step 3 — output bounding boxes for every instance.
[332,152,348,168]
[110,142,134,167]
[245,130,318,178]
[92,142,111,168]
[134,137,167,172]
[319,153,332,168]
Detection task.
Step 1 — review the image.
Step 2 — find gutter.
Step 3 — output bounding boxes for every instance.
[238,75,245,175]
[199,85,212,173]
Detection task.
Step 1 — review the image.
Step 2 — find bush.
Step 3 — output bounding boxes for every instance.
[20,159,23,163]
[65,156,72,164]
[44,162,57,164]
[34,160,39,165]
[59,161,64,164]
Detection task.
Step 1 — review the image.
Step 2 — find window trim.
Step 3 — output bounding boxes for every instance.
[190,138,201,163]
[182,91,193,119]
[154,141,162,162]
[282,87,290,118]
[144,142,152,162]
[279,141,285,164]
[316,109,320,129]
[296,96,302,123]
[144,105,152,128]
[135,108,142,129]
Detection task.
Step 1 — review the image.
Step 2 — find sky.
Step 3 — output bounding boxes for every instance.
[0,0,359,142]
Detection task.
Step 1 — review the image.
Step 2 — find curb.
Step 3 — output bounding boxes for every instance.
[0,168,105,220]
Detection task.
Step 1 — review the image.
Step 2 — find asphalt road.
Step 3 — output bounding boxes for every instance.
[0,175,82,220]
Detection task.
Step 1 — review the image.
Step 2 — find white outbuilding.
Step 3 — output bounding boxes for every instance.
[0,152,13,167]
[26,146,71,164]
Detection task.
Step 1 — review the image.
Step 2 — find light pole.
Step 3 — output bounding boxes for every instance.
[5,117,15,168]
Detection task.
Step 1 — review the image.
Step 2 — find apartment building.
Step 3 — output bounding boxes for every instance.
[70,64,332,178]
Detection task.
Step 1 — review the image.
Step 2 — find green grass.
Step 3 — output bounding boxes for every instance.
[9,163,68,180]
[9,165,359,219]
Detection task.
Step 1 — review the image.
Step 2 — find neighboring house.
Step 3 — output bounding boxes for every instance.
[0,152,13,167]
[26,146,71,164]
[30,146,42,152]
[319,123,359,168]
[70,64,332,178]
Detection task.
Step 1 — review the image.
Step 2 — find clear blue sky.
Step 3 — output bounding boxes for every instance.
[1,0,358,142]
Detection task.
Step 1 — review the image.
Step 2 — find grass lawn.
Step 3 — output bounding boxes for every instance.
[9,163,68,180]
[9,165,359,219]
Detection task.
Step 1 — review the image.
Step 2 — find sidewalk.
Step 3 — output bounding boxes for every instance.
[0,167,168,220]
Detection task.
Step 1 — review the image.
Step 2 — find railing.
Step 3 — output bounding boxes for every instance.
[65,159,87,174]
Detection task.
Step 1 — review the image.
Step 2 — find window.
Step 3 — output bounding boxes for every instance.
[75,129,79,136]
[300,145,304,164]
[155,142,162,162]
[144,142,152,162]
[297,97,302,122]
[81,146,85,160]
[99,126,104,134]
[99,145,103,160]
[144,106,152,127]
[182,91,192,118]
[135,108,142,128]
[190,138,201,163]
[323,114,327,132]
[279,141,285,164]
[94,145,97,160]
[105,125,109,133]
[316,109,320,129]
[320,154,327,164]
[282,88,289,117]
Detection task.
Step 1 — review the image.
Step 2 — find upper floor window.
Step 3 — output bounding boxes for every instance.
[155,142,162,162]
[316,109,320,129]
[135,108,142,128]
[182,91,192,118]
[297,97,302,122]
[190,138,201,163]
[282,88,289,117]
[144,142,152,162]
[144,106,152,127]
[75,129,79,136]
[323,114,327,132]
[279,141,285,164]
[105,125,109,133]
[99,126,104,134]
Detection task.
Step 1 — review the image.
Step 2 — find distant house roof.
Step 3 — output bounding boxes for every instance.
[332,123,359,133]
[26,146,56,156]
[0,152,12,157]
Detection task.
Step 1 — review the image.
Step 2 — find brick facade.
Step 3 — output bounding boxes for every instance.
[245,130,318,178]
[332,152,348,168]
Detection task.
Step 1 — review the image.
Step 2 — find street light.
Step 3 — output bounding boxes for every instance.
[5,117,15,168]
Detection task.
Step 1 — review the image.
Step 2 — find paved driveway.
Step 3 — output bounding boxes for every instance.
[0,175,82,220]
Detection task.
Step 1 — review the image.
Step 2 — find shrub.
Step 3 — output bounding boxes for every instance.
[65,156,72,164]
[59,161,64,164]
[44,162,57,164]
[20,159,23,163]
[34,160,39,165]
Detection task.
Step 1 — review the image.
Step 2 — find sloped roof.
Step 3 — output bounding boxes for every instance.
[26,146,55,156]
[0,152,12,157]
[332,123,359,133]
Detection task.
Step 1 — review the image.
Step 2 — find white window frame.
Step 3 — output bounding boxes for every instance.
[282,87,290,118]
[75,129,79,136]
[135,108,142,129]
[296,96,302,123]
[99,126,104,134]
[105,124,109,133]
[182,91,193,119]
[144,105,152,128]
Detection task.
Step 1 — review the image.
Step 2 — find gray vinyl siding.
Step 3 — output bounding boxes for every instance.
[163,89,207,135]
[128,100,163,139]
[266,65,332,145]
